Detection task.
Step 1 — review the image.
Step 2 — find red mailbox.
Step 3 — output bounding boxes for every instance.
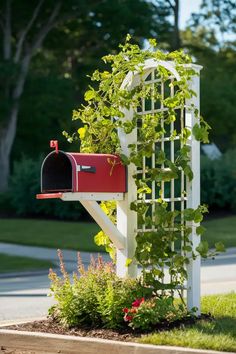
[39,150,127,195]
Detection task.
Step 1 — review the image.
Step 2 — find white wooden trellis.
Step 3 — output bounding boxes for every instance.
[116,60,202,314]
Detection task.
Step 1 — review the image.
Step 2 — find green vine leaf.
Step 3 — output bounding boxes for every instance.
[125,258,133,267]
[183,165,194,181]
[196,241,209,258]
[119,154,130,165]
[215,242,226,253]
[192,123,209,143]
[196,225,206,235]
[183,208,195,221]
[84,89,96,101]
[193,209,204,223]
[65,36,223,296]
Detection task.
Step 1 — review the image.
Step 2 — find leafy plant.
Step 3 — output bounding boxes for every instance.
[65,36,220,302]
[49,251,150,328]
[123,296,188,331]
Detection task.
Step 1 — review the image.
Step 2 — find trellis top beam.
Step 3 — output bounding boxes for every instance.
[121,59,181,90]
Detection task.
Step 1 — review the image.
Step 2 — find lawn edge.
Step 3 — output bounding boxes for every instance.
[0,328,234,354]
[0,317,46,327]
[0,269,56,278]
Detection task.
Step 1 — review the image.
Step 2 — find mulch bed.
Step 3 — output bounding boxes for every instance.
[3,314,212,342]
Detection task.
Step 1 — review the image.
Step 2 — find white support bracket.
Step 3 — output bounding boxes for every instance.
[80,200,125,250]
[61,192,124,201]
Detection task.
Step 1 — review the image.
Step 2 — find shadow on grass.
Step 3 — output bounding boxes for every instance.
[194,315,236,339]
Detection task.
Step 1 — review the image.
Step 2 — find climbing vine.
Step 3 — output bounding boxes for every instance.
[64,36,224,294]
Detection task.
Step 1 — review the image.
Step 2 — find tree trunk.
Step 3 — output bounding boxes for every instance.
[0,51,31,192]
[0,144,10,192]
[172,0,181,50]
[0,1,63,192]
[0,103,19,192]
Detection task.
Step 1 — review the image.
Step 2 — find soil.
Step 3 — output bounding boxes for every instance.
[4,314,211,342]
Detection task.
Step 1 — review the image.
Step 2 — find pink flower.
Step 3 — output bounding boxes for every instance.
[123,307,129,313]
[132,297,145,307]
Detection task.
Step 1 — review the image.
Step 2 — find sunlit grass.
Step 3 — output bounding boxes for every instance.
[139,293,236,352]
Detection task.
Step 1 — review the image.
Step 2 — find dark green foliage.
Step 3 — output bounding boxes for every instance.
[199,49,236,150]
[8,0,173,162]
[46,0,173,95]
[184,0,236,150]
[201,150,236,211]
[189,0,236,45]
[8,155,85,220]
[12,72,77,161]
[0,0,174,191]
[0,192,15,216]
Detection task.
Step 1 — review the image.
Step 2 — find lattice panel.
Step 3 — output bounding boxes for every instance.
[135,67,190,291]
[136,70,186,223]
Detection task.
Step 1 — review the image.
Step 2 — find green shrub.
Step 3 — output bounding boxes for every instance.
[8,155,85,220]
[49,252,189,330]
[0,192,15,216]
[49,251,149,328]
[201,149,236,211]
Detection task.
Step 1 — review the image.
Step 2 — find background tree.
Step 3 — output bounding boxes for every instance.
[0,0,173,192]
[190,0,236,48]
[183,0,236,150]
[167,0,180,50]
[153,0,180,50]
[3,0,236,216]
[0,0,80,192]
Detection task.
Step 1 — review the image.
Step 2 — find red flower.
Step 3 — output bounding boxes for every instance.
[123,307,129,313]
[124,314,133,322]
[132,297,145,307]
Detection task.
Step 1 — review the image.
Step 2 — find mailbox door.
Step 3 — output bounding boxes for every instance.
[67,153,126,193]
[41,151,75,193]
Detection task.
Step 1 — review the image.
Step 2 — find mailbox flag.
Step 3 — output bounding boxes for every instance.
[50,140,58,153]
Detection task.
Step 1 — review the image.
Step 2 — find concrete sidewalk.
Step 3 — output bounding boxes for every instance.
[0,242,110,274]
[0,241,105,261]
[1,241,236,266]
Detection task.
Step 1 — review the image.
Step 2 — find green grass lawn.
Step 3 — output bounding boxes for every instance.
[0,253,54,273]
[139,292,236,352]
[0,215,235,251]
[0,218,101,251]
[202,216,236,248]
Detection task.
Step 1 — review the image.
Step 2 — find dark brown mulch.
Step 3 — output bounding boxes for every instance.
[3,314,212,342]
